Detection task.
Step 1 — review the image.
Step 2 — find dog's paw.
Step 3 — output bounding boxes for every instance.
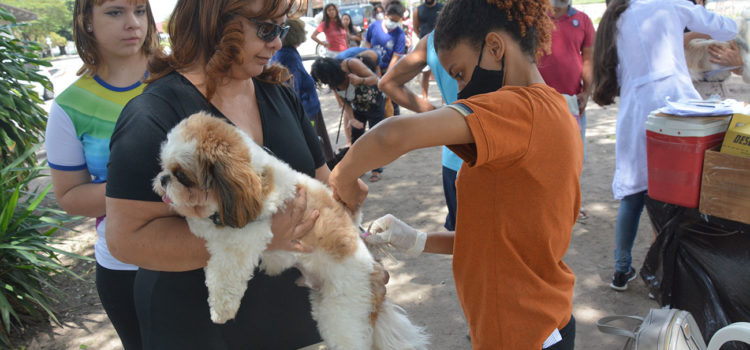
[210,310,231,324]
[260,251,295,275]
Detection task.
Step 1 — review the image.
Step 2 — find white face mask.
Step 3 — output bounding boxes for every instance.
[384,19,400,31]
[550,0,570,8]
[375,13,384,21]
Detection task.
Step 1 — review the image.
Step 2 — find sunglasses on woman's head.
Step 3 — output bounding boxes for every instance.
[247,17,290,42]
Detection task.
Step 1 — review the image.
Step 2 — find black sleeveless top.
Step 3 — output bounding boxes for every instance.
[417,2,444,38]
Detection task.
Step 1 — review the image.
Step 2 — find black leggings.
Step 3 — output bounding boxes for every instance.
[134,267,321,350]
[350,111,384,143]
[351,110,384,173]
[95,263,141,350]
[545,315,576,350]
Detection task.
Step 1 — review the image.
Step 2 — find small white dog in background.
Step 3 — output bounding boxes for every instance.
[152,112,428,350]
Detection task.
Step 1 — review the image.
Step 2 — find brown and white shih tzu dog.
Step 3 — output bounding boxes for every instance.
[153,112,428,350]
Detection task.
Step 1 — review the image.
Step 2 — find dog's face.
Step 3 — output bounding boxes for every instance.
[153,112,266,228]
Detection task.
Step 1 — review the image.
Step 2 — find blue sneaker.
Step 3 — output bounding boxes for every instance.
[610,267,637,291]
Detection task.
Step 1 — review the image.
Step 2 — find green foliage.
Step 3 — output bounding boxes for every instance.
[0,146,89,348]
[48,32,66,48]
[0,7,51,170]
[4,0,72,46]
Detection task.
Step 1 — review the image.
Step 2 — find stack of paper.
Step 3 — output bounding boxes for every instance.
[658,98,735,117]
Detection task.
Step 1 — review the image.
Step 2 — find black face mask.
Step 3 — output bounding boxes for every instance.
[425,0,436,5]
[457,42,505,100]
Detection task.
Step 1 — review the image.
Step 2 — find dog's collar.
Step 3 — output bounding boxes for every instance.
[209,212,224,226]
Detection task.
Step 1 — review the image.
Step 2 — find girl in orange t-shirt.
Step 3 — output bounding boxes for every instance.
[329,0,582,349]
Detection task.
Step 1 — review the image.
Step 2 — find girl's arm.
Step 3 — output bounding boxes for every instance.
[51,170,106,217]
[378,38,436,113]
[312,30,329,48]
[330,107,473,211]
[424,232,456,254]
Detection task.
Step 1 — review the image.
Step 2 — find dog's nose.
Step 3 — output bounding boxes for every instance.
[160,175,170,187]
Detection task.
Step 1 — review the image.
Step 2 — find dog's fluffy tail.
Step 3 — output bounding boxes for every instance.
[373,300,429,350]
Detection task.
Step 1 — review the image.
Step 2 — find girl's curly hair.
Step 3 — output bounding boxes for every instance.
[433,0,552,60]
[148,0,307,100]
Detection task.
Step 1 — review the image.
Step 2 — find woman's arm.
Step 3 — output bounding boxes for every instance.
[312,30,329,48]
[378,38,435,113]
[347,59,378,85]
[330,106,473,211]
[386,53,401,72]
[343,102,363,130]
[51,169,106,217]
[708,41,744,75]
[412,8,421,38]
[106,189,319,270]
[105,198,210,271]
[683,31,711,46]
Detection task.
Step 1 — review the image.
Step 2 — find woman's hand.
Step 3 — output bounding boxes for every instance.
[348,73,363,85]
[329,167,368,212]
[268,187,318,252]
[350,118,365,129]
[708,42,744,75]
[576,90,590,116]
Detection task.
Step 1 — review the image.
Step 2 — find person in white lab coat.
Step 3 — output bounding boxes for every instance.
[592,0,737,291]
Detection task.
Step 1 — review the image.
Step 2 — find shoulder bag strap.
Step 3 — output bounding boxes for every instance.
[597,315,645,339]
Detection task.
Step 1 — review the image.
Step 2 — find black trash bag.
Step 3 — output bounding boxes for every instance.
[641,197,750,350]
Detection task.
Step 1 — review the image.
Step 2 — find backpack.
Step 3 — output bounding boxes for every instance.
[598,308,707,350]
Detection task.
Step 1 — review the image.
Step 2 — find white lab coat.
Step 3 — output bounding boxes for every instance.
[612,0,737,199]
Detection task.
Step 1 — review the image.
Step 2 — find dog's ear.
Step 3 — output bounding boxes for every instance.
[208,159,264,228]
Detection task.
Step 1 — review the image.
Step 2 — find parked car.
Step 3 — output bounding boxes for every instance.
[339,3,373,30]
[25,65,56,101]
[299,16,326,59]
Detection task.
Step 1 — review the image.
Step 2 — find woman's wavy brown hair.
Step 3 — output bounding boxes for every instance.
[433,0,553,60]
[592,0,629,106]
[73,0,159,76]
[148,0,307,100]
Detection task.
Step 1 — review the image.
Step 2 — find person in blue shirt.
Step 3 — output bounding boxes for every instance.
[365,0,407,116]
[272,18,334,162]
[378,31,462,231]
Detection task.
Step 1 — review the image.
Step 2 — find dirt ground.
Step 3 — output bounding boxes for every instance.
[11,70,750,349]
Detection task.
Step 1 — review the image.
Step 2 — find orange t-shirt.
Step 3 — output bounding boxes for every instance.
[447,84,582,349]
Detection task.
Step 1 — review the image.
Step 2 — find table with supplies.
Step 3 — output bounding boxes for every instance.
[640,101,750,350]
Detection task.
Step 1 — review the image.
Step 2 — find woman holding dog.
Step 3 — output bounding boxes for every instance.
[45,0,159,348]
[105,0,342,348]
[592,0,736,292]
[330,0,581,348]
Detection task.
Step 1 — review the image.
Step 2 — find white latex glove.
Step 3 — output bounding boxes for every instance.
[365,214,426,257]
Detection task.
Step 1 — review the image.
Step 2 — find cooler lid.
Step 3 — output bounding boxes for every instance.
[646,112,731,137]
